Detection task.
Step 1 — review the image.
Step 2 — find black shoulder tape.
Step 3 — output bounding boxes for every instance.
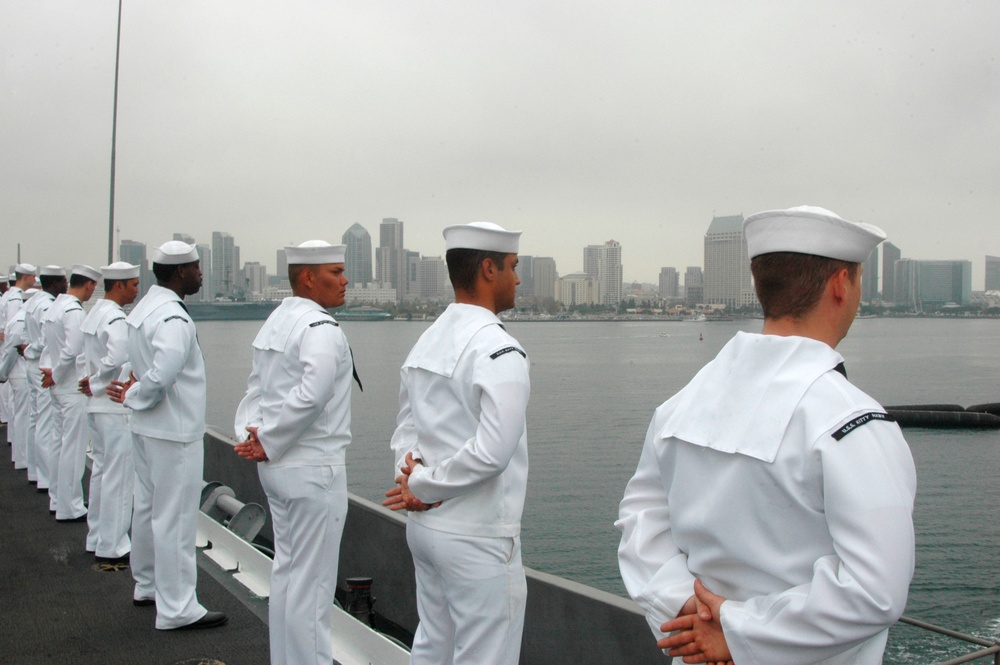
[163,315,190,324]
[309,319,339,328]
[66,307,84,313]
[108,317,126,325]
[490,346,526,360]
[831,412,896,441]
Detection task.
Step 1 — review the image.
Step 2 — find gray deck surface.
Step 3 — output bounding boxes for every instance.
[0,426,271,665]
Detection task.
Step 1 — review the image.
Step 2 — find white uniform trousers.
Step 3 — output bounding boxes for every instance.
[259,464,348,665]
[86,412,134,557]
[1,381,11,436]
[406,522,527,665]
[8,376,29,469]
[26,359,53,491]
[53,392,89,520]
[130,433,207,629]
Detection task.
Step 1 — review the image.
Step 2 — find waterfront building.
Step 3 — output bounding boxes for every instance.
[532,257,558,301]
[345,282,397,305]
[684,266,704,307]
[893,258,917,307]
[243,261,267,296]
[173,233,195,244]
[343,223,373,286]
[557,273,598,307]
[583,240,623,306]
[986,255,1000,291]
[703,214,756,309]
[863,245,880,303]
[119,239,152,295]
[658,267,679,299]
[916,260,972,307]
[212,231,241,299]
[882,242,901,303]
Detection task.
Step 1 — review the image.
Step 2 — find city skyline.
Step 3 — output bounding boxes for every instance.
[3,3,998,290]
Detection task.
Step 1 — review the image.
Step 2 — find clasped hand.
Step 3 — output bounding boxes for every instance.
[383,452,438,512]
[234,426,269,462]
[658,579,733,665]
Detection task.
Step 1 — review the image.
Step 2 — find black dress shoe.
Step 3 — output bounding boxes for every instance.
[56,515,87,523]
[37,487,48,494]
[28,480,37,485]
[132,598,155,607]
[172,611,228,630]
[49,510,56,515]
[95,553,130,565]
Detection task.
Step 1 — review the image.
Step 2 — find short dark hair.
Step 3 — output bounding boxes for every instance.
[446,249,509,292]
[70,274,96,288]
[40,275,66,290]
[104,278,129,292]
[152,262,184,283]
[287,264,318,289]
[751,252,860,319]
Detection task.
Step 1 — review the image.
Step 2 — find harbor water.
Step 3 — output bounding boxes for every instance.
[199,317,1000,663]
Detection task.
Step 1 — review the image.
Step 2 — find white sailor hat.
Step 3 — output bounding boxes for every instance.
[24,288,39,297]
[101,261,140,280]
[152,241,199,266]
[443,221,521,254]
[284,240,346,265]
[7,273,14,282]
[15,263,37,276]
[71,264,102,282]
[39,265,66,277]
[743,205,886,262]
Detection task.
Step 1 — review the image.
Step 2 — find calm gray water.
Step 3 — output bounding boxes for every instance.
[199,317,1000,663]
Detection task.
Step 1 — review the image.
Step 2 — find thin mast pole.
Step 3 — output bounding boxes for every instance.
[107,0,123,264]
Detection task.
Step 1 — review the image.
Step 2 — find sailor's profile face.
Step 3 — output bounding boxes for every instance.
[180,260,203,296]
[314,263,348,309]
[496,253,520,313]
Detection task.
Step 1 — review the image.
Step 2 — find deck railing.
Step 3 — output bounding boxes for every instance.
[897,615,1000,665]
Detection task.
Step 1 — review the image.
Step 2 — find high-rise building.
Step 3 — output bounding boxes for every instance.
[342,223,373,286]
[416,256,450,301]
[986,255,1000,291]
[376,218,407,302]
[703,215,756,309]
[893,258,917,307]
[196,243,212,302]
[583,240,623,306]
[515,255,535,298]
[173,233,195,244]
[862,246,880,303]
[684,266,704,306]
[119,239,151,296]
[532,257,558,301]
[243,261,267,295]
[882,242,901,303]
[212,232,240,299]
[658,267,679,299]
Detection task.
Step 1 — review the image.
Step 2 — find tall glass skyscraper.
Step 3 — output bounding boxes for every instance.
[342,223,373,286]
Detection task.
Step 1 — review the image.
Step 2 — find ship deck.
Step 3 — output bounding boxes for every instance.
[0,427,271,665]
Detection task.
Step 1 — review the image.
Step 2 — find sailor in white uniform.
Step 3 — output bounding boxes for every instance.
[0,287,38,472]
[0,265,36,457]
[81,262,140,560]
[384,222,530,665]
[234,240,358,665]
[1,266,35,443]
[108,240,226,631]
[24,266,67,505]
[617,206,916,665]
[42,264,99,522]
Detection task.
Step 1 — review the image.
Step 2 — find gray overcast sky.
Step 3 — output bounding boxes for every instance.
[3,1,999,287]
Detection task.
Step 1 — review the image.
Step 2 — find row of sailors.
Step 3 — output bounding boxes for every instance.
[0,244,227,631]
